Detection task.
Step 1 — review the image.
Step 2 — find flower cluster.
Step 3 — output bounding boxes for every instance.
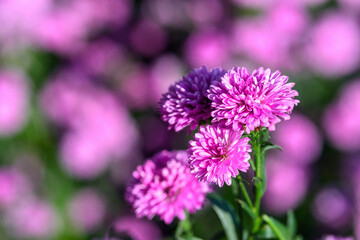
[127,66,298,224]
[158,66,298,186]
[126,150,210,224]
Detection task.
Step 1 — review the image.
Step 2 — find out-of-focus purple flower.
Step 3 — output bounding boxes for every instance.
[5,200,59,239]
[208,67,299,133]
[264,157,308,214]
[232,12,304,71]
[338,0,360,13]
[34,12,87,54]
[321,236,354,240]
[188,125,251,187]
[126,150,210,224]
[232,0,328,9]
[0,168,30,207]
[142,0,188,28]
[129,19,167,57]
[0,0,49,47]
[303,12,360,77]
[68,189,106,232]
[0,70,29,136]
[73,39,125,76]
[159,66,226,132]
[323,80,360,152]
[111,216,162,240]
[230,0,276,9]
[312,187,352,229]
[34,0,131,54]
[184,29,230,68]
[151,54,185,103]
[60,131,110,179]
[267,3,308,37]
[185,0,224,26]
[120,67,155,109]
[41,71,138,178]
[272,113,322,165]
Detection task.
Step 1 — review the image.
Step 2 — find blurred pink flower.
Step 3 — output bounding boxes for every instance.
[185,0,224,26]
[5,200,59,239]
[272,113,322,165]
[0,70,28,136]
[0,168,31,207]
[338,0,360,12]
[0,0,49,47]
[150,54,185,103]
[321,236,354,240]
[313,187,352,229]
[142,0,188,28]
[303,12,360,77]
[60,131,111,179]
[264,157,309,214]
[267,3,309,37]
[230,0,276,9]
[34,0,131,54]
[232,19,294,69]
[184,29,230,68]
[129,19,167,57]
[41,71,138,178]
[34,12,87,54]
[73,39,125,76]
[68,189,106,232]
[323,80,360,152]
[120,67,156,109]
[112,216,162,240]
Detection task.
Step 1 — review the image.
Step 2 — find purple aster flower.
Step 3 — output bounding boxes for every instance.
[208,67,299,133]
[188,125,251,187]
[159,66,226,132]
[126,150,210,224]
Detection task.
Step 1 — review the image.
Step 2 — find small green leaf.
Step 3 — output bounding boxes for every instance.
[236,199,256,220]
[287,210,297,238]
[207,193,240,240]
[254,224,277,239]
[262,143,283,153]
[263,215,289,240]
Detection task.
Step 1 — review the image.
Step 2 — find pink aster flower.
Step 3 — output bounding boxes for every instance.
[126,150,210,224]
[159,66,226,132]
[208,67,299,133]
[188,125,251,187]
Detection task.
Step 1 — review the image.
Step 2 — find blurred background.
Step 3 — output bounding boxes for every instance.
[0,0,359,239]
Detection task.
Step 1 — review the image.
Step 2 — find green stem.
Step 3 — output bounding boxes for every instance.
[176,211,193,239]
[252,132,264,234]
[238,177,253,208]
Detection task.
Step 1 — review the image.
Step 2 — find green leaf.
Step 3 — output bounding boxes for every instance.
[262,142,283,153]
[287,210,297,238]
[262,215,289,240]
[254,224,277,239]
[236,199,256,220]
[207,193,240,240]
